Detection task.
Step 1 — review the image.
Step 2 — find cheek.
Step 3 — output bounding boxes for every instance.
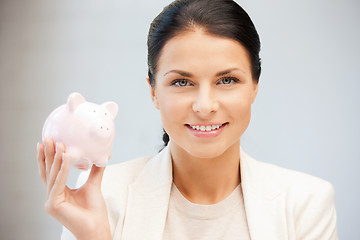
[158,93,190,130]
[223,91,253,128]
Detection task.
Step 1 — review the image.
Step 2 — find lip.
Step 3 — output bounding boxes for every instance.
[185,122,228,138]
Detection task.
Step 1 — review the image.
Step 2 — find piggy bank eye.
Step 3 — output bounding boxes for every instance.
[93,110,96,113]
[105,113,107,116]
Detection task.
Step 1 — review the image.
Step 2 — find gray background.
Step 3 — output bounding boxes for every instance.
[0,0,359,239]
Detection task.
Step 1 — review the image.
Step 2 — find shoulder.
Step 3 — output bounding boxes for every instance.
[76,156,152,187]
[100,157,153,211]
[76,156,153,205]
[243,152,334,198]
[102,156,153,187]
[243,153,337,238]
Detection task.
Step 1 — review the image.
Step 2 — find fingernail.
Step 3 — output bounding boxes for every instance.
[62,153,65,161]
[36,142,40,151]
[55,143,59,152]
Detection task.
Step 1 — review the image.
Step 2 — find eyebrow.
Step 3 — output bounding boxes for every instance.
[164,70,193,77]
[163,68,244,77]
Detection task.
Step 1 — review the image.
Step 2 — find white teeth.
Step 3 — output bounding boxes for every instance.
[190,124,223,131]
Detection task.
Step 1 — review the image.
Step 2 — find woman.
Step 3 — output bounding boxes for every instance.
[37,0,338,239]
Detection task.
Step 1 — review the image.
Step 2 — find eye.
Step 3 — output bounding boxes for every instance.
[172,79,192,87]
[217,77,239,85]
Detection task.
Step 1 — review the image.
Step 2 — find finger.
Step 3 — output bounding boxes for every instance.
[87,164,106,187]
[37,142,46,184]
[50,153,71,197]
[47,143,66,194]
[44,138,55,179]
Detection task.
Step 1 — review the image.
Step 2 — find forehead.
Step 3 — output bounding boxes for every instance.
[156,30,252,77]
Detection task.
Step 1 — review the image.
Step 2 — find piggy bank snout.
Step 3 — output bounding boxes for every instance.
[91,122,113,138]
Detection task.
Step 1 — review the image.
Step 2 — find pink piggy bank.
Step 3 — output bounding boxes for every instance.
[42,92,118,170]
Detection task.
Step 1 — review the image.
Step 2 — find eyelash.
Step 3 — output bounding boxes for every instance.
[171,79,193,87]
[171,76,240,87]
[217,76,240,85]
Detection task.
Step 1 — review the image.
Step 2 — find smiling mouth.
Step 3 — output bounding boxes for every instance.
[185,123,228,132]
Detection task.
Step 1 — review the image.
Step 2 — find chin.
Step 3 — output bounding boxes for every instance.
[184,144,229,159]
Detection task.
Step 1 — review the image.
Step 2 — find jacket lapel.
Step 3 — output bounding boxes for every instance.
[121,145,290,240]
[121,146,173,240]
[240,149,289,239]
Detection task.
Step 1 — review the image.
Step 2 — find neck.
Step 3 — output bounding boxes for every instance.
[170,141,241,205]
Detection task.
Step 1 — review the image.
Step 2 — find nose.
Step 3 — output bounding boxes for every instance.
[192,86,218,117]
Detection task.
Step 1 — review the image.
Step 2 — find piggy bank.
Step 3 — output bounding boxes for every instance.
[42,92,118,170]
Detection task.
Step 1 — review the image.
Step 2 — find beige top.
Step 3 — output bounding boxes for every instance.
[162,182,251,240]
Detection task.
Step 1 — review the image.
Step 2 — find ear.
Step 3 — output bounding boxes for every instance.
[67,92,86,112]
[102,102,118,119]
[251,83,258,104]
[150,85,160,110]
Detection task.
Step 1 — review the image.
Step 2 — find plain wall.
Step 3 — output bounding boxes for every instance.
[0,0,359,239]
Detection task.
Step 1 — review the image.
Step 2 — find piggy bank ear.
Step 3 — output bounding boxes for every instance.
[67,92,86,112]
[102,102,118,119]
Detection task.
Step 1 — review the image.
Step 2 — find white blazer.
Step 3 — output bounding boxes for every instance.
[61,145,338,240]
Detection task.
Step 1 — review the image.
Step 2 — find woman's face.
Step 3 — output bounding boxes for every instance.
[151,30,258,159]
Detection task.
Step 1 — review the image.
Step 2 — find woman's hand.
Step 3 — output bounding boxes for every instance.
[37,139,111,240]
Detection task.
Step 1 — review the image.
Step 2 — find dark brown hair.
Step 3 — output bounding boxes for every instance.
[147,0,261,147]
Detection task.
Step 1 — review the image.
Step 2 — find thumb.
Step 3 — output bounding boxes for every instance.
[87,164,106,187]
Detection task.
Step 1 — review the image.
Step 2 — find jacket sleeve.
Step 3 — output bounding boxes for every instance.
[294,181,338,240]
